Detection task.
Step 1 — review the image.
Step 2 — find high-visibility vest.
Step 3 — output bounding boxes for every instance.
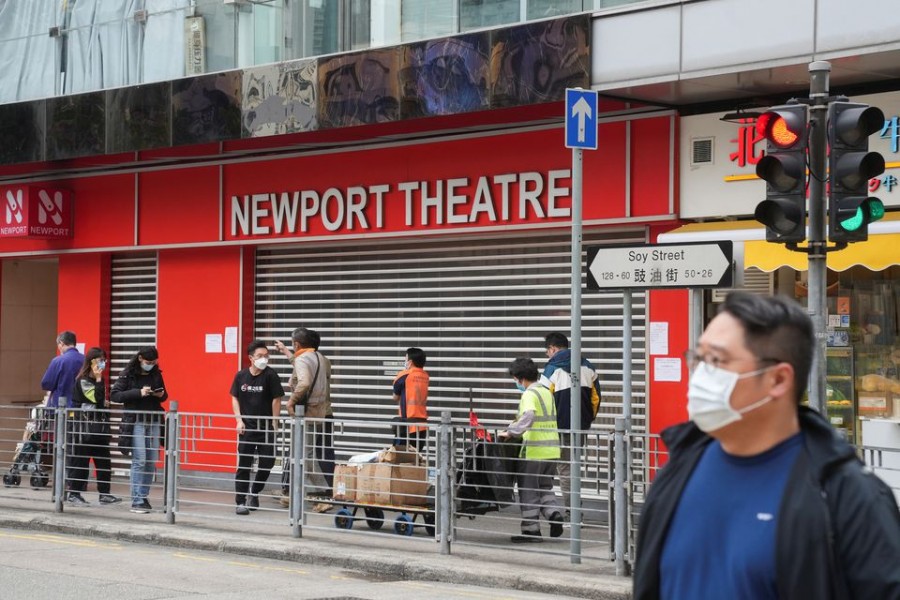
[394,367,429,433]
[519,385,560,460]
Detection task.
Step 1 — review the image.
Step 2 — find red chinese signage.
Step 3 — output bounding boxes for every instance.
[0,186,74,239]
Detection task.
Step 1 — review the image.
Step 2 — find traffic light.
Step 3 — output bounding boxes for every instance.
[754,104,809,243]
[828,102,886,243]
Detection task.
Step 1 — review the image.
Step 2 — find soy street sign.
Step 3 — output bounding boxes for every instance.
[586,241,734,290]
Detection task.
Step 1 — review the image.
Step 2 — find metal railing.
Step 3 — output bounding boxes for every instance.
[0,402,623,565]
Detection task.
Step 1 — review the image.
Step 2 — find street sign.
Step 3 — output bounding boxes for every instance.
[565,88,598,150]
[586,241,734,290]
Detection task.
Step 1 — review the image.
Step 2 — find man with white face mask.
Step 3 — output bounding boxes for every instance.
[633,292,900,600]
[230,340,284,515]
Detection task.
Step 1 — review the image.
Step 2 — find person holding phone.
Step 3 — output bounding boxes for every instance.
[111,346,168,514]
[66,347,121,506]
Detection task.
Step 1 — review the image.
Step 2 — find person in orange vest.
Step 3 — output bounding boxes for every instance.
[392,347,429,451]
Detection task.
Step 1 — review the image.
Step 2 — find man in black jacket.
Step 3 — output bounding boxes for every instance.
[633,292,900,600]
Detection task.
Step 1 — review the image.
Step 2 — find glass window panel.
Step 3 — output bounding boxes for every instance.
[460,0,519,32]
[527,0,586,20]
[401,0,456,42]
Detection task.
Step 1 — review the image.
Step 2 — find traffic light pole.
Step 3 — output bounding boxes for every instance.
[806,61,831,416]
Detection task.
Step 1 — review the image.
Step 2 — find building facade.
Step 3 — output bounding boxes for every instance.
[2,1,900,470]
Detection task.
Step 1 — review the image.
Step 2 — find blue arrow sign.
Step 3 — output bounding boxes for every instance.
[565,88,598,150]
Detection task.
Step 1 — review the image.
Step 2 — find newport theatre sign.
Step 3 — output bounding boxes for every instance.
[0,186,74,239]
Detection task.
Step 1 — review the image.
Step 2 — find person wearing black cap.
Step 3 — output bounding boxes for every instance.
[111,346,168,513]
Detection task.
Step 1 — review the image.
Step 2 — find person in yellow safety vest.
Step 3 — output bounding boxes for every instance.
[392,347,429,451]
[499,357,565,543]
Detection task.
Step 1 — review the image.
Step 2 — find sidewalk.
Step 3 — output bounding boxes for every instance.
[0,486,632,600]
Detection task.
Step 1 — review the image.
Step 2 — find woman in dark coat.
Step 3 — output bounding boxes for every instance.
[110,346,168,513]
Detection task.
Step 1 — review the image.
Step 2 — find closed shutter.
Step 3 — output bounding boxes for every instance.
[110,252,159,371]
[109,252,158,476]
[254,230,647,442]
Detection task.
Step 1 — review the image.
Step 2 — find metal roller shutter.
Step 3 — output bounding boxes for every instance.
[109,252,158,476]
[254,230,647,438]
[110,252,159,371]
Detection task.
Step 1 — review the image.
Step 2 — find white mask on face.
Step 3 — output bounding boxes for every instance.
[253,357,268,370]
[687,362,775,433]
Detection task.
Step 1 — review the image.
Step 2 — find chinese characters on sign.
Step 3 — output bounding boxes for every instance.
[729,118,764,167]
[586,242,733,291]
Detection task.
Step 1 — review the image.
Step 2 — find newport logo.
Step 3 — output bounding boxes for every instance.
[37,189,64,226]
[5,189,23,225]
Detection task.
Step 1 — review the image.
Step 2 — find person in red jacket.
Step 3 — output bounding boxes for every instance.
[392,347,429,451]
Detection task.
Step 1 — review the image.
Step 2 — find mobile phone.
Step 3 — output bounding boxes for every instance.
[153,387,165,393]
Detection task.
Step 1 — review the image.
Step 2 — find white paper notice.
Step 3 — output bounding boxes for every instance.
[654,358,682,382]
[827,314,841,328]
[76,343,86,354]
[205,333,223,353]
[649,322,669,356]
[224,327,238,354]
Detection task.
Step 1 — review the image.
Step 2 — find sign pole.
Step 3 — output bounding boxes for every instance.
[570,145,583,565]
[807,61,831,415]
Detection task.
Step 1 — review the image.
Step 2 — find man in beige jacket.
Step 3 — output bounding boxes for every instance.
[275,327,334,510]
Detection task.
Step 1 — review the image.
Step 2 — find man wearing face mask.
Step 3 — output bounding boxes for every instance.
[633,292,900,600]
[498,357,565,543]
[229,340,284,515]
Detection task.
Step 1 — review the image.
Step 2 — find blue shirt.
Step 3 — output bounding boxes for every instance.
[660,433,804,600]
[40,347,85,408]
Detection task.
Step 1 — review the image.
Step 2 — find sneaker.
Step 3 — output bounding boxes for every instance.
[66,493,89,507]
[311,502,333,514]
[247,495,259,511]
[99,494,122,505]
[549,512,564,538]
[236,504,250,516]
[511,532,543,543]
[130,499,152,514]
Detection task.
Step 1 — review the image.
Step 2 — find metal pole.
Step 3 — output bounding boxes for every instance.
[614,418,628,576]
[291,408,305,537]
[807,61,831,415]
[53,404,66,512]
[439,411,452,555]
[570,146,583,564]
[165,401,178,524]
[622,291,633,433]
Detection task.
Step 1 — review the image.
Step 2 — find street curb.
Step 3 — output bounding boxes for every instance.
[0,509,632,600]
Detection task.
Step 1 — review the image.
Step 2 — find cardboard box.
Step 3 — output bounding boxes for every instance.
[390,464,429,506]
[355,462,430,506]
[380,445,422,465]
[333,464,357,501]
[356,463,393,504]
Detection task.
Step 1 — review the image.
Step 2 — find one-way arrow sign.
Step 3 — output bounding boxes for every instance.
[586,241,734,290]
[565,88,598,150]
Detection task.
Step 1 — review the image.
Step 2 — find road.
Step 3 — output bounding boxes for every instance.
[0,527,583,600]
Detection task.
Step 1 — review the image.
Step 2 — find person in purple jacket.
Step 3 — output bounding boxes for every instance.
[40,331,84,409]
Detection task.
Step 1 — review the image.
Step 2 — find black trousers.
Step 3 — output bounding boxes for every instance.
[235,429,276,505]
[66,432,112,495]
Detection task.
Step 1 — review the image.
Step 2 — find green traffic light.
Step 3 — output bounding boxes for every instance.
[839,198,885,232]
[840,208,864,231]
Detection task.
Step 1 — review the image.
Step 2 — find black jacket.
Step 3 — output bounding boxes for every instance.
[633,407,900,600]
[110,367,168,413]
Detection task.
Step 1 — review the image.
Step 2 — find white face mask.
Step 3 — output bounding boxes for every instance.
[687,362,774,433]
[253,357,269,370]
[96,360,106,371]
[141,362,155,372]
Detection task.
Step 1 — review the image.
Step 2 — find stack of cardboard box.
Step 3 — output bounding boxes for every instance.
[332,445,430,506]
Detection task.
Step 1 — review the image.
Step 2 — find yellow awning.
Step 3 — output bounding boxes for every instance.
[658,213,900,272]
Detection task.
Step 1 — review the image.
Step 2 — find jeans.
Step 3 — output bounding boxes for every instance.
[130,420,160,503]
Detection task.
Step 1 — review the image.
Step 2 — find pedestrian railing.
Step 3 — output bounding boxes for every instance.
[1,402,626,566]
[859,444,900,503]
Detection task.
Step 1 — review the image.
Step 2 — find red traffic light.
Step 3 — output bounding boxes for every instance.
[757,110,805,149]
